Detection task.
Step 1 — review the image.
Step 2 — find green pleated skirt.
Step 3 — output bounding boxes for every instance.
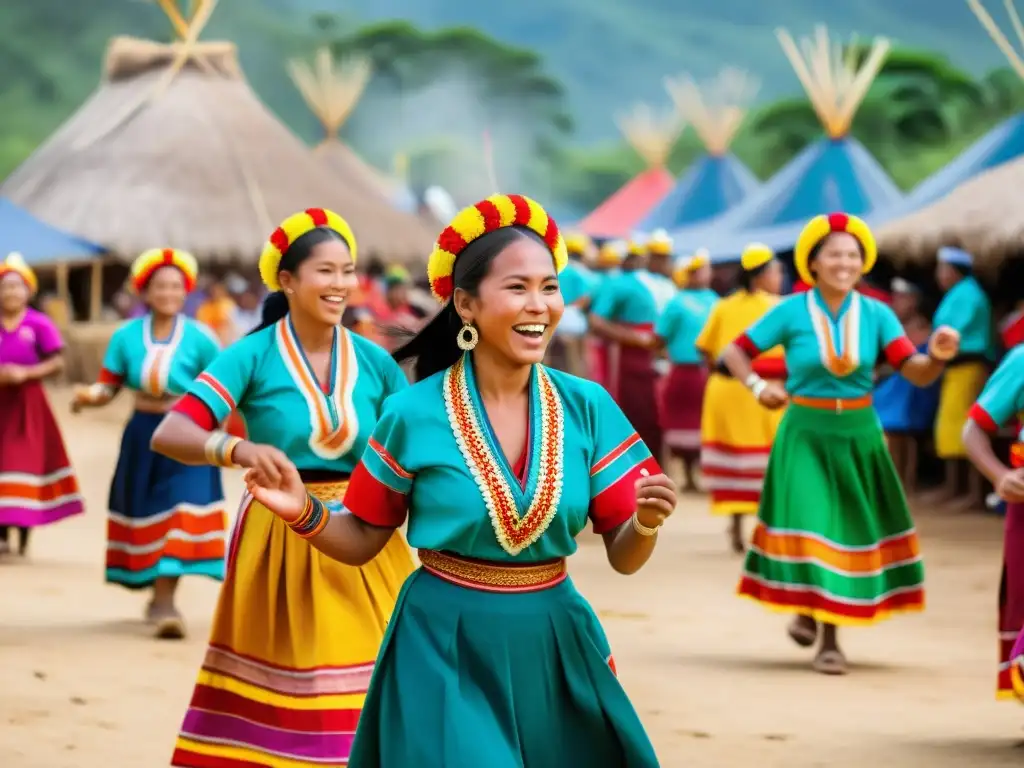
[738,403,926,626]
[348,567,660,768]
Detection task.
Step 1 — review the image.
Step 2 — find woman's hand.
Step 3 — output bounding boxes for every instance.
[996,468,1024,503]
[634,472,677,529]
[243,465,307,524]
[757,382,789,409]
[0,365,26,386]
[232,441,294,486]
[70,384,94,413]
[928,325,960,361]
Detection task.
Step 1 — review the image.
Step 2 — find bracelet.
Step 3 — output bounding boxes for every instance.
[87,383,112,402]
[290,494,329,538]
[203,431,241,468]
[743,372,761,389]
[751,379,768,399]
[631,511,660,537]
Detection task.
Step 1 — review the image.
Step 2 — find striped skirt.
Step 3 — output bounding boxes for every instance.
[0,380,83,527]
[660,363,707,454]
[738,403,925,625]
[106,411,226,588]
[699,373,784,515]
[171,479,415,767]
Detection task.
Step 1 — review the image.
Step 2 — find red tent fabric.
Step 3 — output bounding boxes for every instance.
[577,168,674,240]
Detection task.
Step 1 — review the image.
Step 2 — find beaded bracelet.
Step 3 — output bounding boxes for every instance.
[290,493,329,538]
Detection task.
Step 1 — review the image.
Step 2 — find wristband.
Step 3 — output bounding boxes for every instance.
[203,431,241,468]
[290,494,329,538]
[743,372,761,389]
[751,379,769,399]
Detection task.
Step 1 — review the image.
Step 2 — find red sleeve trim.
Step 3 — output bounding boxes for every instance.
[172,394,218,431]
[883,336,916,369]
[344,462,408,528]
[589,455,662,534]
[967,403,999,434]
[751,357,787,379]
[97,367,123,386]
[734,333,761,357]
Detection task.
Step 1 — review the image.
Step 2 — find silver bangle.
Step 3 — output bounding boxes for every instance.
[751,379,768,399]
[631,511,660,537]
[743,372,761,389]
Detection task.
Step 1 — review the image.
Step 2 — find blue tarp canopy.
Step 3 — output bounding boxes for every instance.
[670,137,905,261]
[0,197,103,265]
[638,154,759,230]
[871,113,1024,230]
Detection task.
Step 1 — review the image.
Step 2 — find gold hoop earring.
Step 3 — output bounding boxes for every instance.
[457,322,479,351]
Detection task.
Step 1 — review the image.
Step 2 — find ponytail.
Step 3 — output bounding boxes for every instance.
[392,302,463,381]
[249,291,288,335]
[739,262,770,292]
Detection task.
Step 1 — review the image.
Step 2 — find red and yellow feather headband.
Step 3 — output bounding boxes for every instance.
[259,208,357,292]
[0,252,38,296]
[794,212,877,286]
[428,194,567,303]
[130,248,199,294]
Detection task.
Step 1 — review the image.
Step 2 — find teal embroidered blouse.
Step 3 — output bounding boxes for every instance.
[656,288,719,365]
[341,356,661,562]
[933,276,992,357]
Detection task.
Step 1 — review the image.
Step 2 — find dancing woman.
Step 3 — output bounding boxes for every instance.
[695,244,785,552]
[150,209,414,767]
[0,253,83,556]
[720,213,959,675]
[71,249,226,638]
[962,346,1024,701]
[243,195,677,767]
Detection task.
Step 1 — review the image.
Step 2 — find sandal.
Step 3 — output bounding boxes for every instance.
[787,616,818,648]
[812,649,848,676]
[153,609,186,640]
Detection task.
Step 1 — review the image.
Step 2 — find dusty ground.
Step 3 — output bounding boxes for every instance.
[1,386,1022,767]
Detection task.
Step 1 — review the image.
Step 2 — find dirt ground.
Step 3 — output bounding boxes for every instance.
[1,386,1023,767]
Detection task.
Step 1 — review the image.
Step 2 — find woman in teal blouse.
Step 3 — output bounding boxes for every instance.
[244,194,678,767]
[719,212,959,676]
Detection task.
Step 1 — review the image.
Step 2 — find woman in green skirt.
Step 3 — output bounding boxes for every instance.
[719,212,960,675]
[241,194,677,766]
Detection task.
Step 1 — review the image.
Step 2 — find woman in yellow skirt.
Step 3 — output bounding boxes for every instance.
[151,208,415,767]
[696,244,786,553]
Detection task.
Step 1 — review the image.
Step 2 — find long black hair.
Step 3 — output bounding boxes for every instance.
[250,227,349,335]
[738,261,773,291]
[393,226,547,381]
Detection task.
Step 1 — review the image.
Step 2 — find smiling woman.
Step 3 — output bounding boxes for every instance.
[239,194,678,768]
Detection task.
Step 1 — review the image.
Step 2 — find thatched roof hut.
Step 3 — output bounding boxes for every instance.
[0,2,435,265]
[877,156,1024,272]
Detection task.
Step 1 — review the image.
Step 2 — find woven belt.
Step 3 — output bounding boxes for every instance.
[303,479,349,503]
[418,549,567,593]
[791,394,872,413]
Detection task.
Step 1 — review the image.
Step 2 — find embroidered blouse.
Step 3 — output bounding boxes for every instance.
[968,346,1024,446]
[174,318,408,471]
[735,288,916,399]
[695,289,785,378]
[341,355,661,562]
[656,288,719,365]
[99,314,220,396]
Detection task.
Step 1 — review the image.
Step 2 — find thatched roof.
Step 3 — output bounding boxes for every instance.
[877,156,1024,270]
[0,36,435,264]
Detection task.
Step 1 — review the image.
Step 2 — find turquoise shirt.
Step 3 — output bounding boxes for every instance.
[559,261,598,306]
[341,357,660,563]
[656,288,719,364]
[188,318,407,472]
[934,276,991,357]
[591,269,669,326]
[743,288,912,399]
[102,314,220,396]
[971,346,1024,431]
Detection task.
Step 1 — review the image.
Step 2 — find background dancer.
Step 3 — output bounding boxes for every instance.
[71,249,227,639]
[695,243,785,553]
[241,194,676,768]
[150,209,414,768]
[654,250,718,491]
[962,346,1024,701]
[722,213,958,675]
[0,252,83,557]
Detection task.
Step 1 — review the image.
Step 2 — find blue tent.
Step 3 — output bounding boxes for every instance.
[638,154,759,230]
[0,198,102,265]
[670,137,905,261]
[871,113,1024,229]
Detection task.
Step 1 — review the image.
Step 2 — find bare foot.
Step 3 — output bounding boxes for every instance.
[813,648,848,675]
[151,606,186,640]
[788,615,818,648]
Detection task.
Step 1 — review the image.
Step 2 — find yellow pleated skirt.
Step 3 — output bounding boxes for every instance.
[700,373,785,516]
[934,362,988,459]
[172,480,415,767]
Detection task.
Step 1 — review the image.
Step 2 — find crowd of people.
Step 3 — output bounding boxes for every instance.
[0,192,1021,765]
